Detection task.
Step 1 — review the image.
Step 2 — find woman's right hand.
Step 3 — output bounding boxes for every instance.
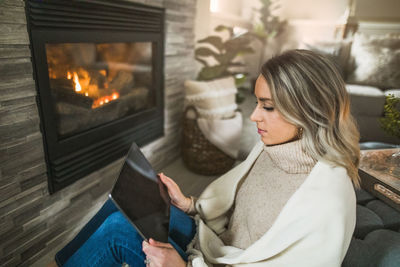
[158,173,192,212]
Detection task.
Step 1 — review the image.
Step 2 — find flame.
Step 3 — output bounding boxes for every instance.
[63,68,119,109]
[73,72,81,92]
[92,92,119,109]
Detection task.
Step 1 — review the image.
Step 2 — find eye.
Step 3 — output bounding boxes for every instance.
[263,106,274,111]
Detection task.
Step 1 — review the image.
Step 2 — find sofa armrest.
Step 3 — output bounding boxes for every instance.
[346,84,386,116]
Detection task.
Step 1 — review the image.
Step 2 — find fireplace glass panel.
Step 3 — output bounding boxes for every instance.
[45,42,154,138]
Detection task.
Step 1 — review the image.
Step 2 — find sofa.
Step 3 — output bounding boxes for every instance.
[301,33,400,145]
[343,187,400,267]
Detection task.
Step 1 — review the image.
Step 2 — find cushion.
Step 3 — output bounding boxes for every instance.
[355,188,376,205]
[347,33,400,89]
[354,204,384,239]
[184,77,237,119]
[346,84,385,116]
[343,229,400,267]
[298,38,352,78]
[197,111,242,158]
[366,200,400,230]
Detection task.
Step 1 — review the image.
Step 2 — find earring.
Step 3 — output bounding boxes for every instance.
[297,127,303,139]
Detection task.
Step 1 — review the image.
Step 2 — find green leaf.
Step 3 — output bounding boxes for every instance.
[380,94,400,138]
[197,65,228,81]
[195,56,209,67]
[228,62,245,67]
[215,25,234,36]
[195,47,219,58]
[234,73,247,86]
[237,47,255,56]
[197,36,224,51]
[214,51,236,65]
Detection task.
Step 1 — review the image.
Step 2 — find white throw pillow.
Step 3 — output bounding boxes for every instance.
[347,34,400,89]
[197,111,243,158]
[299,38,352,76]
[184,77,237,119]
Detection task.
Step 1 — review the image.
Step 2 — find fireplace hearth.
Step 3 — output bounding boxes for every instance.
[25,0,165,193]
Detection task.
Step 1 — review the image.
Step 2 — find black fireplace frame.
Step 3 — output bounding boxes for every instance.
[25,0,165,193]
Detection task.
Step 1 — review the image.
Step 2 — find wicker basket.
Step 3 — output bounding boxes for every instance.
[181,106,235,175]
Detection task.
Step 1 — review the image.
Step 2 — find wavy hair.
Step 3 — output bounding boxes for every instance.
[261,49,360,187]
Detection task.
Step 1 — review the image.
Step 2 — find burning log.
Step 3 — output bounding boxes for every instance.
[109,71,134,92]
[50,78,93,109]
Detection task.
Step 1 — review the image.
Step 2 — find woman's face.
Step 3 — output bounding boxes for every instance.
[250,75,298,146]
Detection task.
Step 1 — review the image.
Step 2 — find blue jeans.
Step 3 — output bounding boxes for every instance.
[56,199,196,267]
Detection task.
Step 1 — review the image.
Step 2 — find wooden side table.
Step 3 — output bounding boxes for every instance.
[359,148,400,212]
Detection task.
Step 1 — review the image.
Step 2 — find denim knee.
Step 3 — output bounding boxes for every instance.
[99,212,141,240]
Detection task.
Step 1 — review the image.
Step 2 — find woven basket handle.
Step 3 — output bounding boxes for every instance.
[184,105,199,120]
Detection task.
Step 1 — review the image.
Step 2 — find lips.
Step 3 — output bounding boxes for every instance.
[257,128,266,134]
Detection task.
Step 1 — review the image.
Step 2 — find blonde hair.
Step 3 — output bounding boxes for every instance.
[261,49,360,187]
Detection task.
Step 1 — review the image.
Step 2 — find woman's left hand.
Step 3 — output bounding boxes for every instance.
[142,238,186,267]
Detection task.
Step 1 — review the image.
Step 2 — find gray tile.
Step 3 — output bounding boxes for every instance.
[18,163,47,182]
[0,103,39,126]
[0,23,29,45]
[0,44,31,59]
[0,182,20,203]
[1,96,37,110]
[0,253,21,267]
[0,6,26,24]
[0,58,32,77]
[20,174,47,191]
[0,120,40,147]
[0,0,24,8]
[12,200,43,226]
[2,222,47,256]
[0,187,43,218]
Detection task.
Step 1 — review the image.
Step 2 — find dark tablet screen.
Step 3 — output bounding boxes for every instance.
[110,143,170,242]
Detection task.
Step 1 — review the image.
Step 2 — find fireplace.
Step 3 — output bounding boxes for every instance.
[25,0,165,193]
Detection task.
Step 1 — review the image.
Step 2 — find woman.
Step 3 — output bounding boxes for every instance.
[59,49,360,267]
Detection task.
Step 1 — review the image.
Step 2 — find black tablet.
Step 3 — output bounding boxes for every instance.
[109,143,171,242]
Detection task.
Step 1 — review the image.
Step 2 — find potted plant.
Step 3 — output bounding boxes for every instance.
[380,94,400,139]
[195,25,254,82]
[253,0,287,70]
[194,25,255,104]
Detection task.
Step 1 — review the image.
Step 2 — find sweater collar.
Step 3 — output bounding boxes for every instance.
[263,140,316,174]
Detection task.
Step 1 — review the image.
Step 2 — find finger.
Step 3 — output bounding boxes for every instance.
[142,244,170,259]
[149,238,173,248]
[142,240,150,255]
[160,173,175,185]
[159,174,179,194]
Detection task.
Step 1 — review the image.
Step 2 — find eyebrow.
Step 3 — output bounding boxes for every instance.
[257,97,273,102]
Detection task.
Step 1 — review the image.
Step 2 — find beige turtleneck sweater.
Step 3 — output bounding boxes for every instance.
[217,140,316,249]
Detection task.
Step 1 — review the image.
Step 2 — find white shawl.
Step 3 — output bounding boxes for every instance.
[187,141,356,267]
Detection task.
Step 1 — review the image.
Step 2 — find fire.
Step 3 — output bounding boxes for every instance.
[92,92,119,109]
[64,68,119,109]
[73,72,81,92]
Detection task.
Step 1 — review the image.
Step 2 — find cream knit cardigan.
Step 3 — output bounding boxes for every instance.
[187,141,356,267]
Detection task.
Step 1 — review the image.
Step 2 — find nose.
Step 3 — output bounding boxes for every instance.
[250,106,261,122]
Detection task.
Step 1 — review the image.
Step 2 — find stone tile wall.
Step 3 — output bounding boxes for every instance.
[0,0,197,265]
